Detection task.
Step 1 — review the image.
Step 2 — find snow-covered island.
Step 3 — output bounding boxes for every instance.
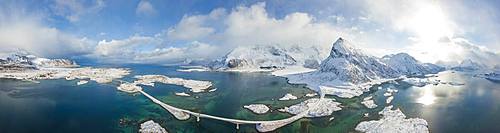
[361,96,378,109]
[117,75,213,93]
[139,120,168,133]
[175,92,191,97]
[305,93,318,97]
[476,72,500,81]
[278,93,298,101]
[403,77,466,87]
[355,106,429,133]
[177,66,210,72]
[386,96,394,104]
[77,80,88,85]
[243,104,270,114]
[0,53,130,83]
[279,98,342,117]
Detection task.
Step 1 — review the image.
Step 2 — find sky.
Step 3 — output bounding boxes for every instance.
[0,0,499,66]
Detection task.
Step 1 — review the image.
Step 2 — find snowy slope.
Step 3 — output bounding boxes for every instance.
[382,53,444,76]
[282,37,443,98]
[318,38,399,83]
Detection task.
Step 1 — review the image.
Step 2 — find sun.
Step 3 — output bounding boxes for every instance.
[408,4,452,42]
[404,3,460,63]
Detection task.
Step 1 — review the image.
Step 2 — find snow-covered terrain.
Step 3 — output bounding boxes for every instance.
[0,53,78,70]
[355,106,429,133]
[175,92,191,97]
[139,120,168,133]
[77,80,88,85]
[117,75,213,93]
[382,53,444,76]
[278,93,298,101]
[278,98,342,117]
[361,96,378,109]
[278,38,442,98]
[0,67,130,83]
[476,72,500,81]
[243,104,270,114]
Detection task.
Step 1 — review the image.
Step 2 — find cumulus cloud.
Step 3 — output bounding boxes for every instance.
[95,36,160,57]
[51,0,105,22]
[165,9,225,41]
[134,42,219,64]
[0,5,94,58]
[136,0,156,16]
[165,2,357,55]
[92,35,217,64]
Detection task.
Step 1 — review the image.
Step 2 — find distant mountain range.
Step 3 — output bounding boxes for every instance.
[0,53,78,71]
[207,37,445,83]
[206,45,327,71]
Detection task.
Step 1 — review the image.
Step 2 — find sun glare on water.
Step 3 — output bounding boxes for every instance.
[417,87,437,106]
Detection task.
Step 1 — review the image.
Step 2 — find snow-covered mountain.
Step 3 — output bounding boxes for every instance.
[0,53,78,70]
[382,53,444,76]
[289,37,443,83]
[207,45,326,71]
[451,59,487,71]
[318,38,400,83]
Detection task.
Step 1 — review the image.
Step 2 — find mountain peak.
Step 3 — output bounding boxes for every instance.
[329,37,358,58]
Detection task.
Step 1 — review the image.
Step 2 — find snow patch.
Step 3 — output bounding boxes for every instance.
[355,106,429,133]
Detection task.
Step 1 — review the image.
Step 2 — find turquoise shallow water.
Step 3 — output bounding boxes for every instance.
[0,65,499,133]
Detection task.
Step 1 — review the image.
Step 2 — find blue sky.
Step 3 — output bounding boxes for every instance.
[0,0,499,65]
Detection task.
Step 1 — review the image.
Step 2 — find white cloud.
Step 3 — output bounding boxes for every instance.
[51,0,105,22]
[136,0,156,16]
[0,7,94,58]
[166,9,225,40]
[95,36,159,57]
[167,2,358,52]
[93,35,218,64]
[134,41,218,64]
[94,2,364,64]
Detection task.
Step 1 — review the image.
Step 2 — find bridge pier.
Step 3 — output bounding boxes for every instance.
[236,124,240,130]
[197,116,200,122]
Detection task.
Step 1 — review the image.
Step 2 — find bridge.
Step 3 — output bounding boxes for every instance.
[138,89,325,132]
